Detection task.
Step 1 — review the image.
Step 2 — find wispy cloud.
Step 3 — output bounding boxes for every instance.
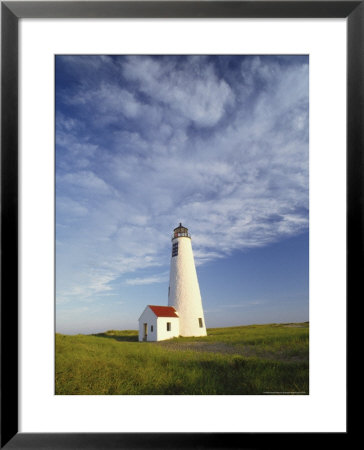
[56,55,308,315]
[125,272,169,286]
[121,55,235,127]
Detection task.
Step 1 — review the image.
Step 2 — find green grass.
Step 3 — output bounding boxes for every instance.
[55,322,309,395]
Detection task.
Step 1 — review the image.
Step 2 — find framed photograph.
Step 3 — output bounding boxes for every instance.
[2,1,357,447]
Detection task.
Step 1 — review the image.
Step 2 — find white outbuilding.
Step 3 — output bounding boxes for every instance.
[138,305,179,342]
[138,223,207,342]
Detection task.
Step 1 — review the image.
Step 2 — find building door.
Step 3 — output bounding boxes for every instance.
[143,323,148,341]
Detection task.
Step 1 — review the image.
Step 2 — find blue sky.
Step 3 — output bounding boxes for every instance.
[55,55,309,334]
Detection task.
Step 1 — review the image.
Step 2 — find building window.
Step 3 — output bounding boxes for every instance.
[167,322,171,331]
[198,318,203,328]
[151,325,153,332]
[172,242,178,257]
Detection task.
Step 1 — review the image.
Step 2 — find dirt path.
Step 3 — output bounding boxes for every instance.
[155,340,307,363]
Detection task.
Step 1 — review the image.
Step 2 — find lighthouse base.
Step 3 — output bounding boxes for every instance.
[178,321,207,337]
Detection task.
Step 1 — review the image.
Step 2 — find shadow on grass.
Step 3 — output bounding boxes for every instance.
[92,333,139,342]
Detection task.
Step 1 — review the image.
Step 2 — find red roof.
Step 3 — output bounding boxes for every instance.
[148,305,179,318]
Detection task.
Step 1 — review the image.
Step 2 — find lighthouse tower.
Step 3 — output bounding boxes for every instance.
[168,223,207,337]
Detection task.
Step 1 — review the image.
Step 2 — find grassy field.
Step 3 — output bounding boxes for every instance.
[55,323,309,395]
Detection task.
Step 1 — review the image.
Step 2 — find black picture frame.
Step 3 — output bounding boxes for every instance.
[1,1,357,448]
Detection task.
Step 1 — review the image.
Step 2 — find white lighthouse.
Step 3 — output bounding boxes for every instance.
[168,223,207,337]
[138,223,207,341]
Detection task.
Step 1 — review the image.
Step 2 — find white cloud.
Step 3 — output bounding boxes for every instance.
[125,273,169,286]
[56,56,308,309]
[56,197,88,218]
[122,56,234,127]
[57,170,116,196]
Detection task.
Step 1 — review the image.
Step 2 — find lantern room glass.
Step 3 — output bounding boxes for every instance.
[173,223,191,239]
